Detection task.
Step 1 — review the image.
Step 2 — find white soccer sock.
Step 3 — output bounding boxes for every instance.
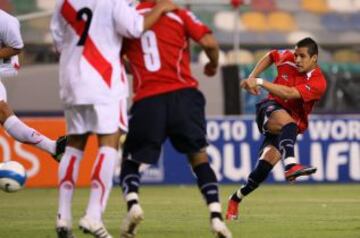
[85,146,117,222]
[236,188,244,200]
[3,115,56,154]
[57,146,83,222]
[209,202,222,215]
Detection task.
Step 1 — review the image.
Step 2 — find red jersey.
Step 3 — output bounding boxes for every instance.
[123,2,211,102]
[268,49,327,133]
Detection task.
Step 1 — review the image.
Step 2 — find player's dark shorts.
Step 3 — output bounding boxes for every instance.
[123,88,208,165]
[256,99,285,156]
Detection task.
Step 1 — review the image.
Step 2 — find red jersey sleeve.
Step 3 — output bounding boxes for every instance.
[178,10,211,42]
[295,70,327,102]
[269,49,280,63]
[270,49,295,64]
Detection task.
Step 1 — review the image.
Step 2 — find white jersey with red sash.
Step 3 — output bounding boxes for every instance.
[51,0,144,105]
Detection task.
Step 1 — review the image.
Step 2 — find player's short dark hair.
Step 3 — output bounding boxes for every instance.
[296,37,318,56]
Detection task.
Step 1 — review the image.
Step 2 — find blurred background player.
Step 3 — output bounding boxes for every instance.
[226,37,327,220]
[120,1,232,237]
[0,9,66,162]
[50,0,177,237]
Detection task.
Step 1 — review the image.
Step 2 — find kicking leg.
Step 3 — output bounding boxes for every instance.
[267,110,316,181]
[226,145,279,221]
[0,101,66,161]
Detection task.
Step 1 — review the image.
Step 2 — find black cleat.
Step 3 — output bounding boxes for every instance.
[52,136,68,162]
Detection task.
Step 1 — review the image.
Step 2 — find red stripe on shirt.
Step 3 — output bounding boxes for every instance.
[60,0,113,88]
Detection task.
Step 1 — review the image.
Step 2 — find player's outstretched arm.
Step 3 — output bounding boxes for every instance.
[248,52,273,78]
[198,34,219,77]
[143,0,178,30]
[240,52,273,95]
[0,46,21,59]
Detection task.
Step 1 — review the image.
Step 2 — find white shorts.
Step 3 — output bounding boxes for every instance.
[64,99,128,135]
[0,81,7,101]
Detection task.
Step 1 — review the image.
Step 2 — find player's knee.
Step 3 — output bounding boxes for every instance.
[187,149,208,167]
[267,114,296,134]
[260,146,281,166]
[98,131,121,148]
[0,101,14,124]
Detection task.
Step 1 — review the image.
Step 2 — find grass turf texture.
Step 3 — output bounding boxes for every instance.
[0,185,359,238]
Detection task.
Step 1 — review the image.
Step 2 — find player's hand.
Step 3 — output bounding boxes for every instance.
[240,78,260,95]
[203,62,218,77]
[156,0,179,13]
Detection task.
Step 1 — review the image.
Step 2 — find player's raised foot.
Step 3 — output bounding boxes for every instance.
[79,216,112,238]
[52,136,68,162]
[225,199,239,221]
[56,219,76,238]
[120,204,144,238]
[285,163,317,182]
[210,218,232,238]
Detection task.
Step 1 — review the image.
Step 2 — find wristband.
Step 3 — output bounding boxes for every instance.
[256,78,264,86]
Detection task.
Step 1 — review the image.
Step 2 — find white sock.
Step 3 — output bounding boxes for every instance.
[209,202,222,216]
[57,146,83,222]
[85,146,117,222]
[284,156,297,167]
[236,187,244,200]
[3,115,56,154]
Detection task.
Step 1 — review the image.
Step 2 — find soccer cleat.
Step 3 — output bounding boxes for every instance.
[210,218,232,238]
[285,164,317,182]
[52,136,68,162]
[120,204,144,238]
[225,199,239,221]
[56,219,76,238]
[79,216,112,238]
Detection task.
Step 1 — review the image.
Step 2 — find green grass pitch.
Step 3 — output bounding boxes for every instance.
[0,185,359,238]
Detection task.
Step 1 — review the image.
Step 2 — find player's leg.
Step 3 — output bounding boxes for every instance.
[226,142,280,220]
[119,95,167,238]
[79,131,120,238]
[57,134,88,238]
[186,152,232,238]
[0,81,65,161]
[266,108,316,181]
[77,101,128,238]
[169,89,231,238]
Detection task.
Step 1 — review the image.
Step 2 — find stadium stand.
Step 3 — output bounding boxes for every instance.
[327,0,355,13]
[294,12,323,31]
[275,0,300,12]
[214,11,246,32]
[241,11,268,31]
[268,11,297,31]
[227,49,255,64]
[301,0,329,13]
[250,0,276,12]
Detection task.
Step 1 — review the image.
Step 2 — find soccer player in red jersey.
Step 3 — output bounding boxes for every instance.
[119,1,232,237]
[226,38,327,220]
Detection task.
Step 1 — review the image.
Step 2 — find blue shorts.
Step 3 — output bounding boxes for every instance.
[123,88,208,164]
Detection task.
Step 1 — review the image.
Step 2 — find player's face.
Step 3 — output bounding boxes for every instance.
[294,47,317,73]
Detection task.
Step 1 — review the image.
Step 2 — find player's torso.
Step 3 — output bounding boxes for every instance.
[270,51,315,132]
[124,6,197,101]
[59,0,120,55]
[56,0,127,105]
[0,10,17,47]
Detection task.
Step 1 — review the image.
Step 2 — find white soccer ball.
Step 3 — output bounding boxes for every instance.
[0,161,27,193]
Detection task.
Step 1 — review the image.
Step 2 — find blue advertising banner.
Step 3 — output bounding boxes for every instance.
[140,115,360,184]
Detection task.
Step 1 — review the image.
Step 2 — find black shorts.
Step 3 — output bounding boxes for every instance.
[256,99,284,156]
[255,99,285,135]
[123,88,208,164]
